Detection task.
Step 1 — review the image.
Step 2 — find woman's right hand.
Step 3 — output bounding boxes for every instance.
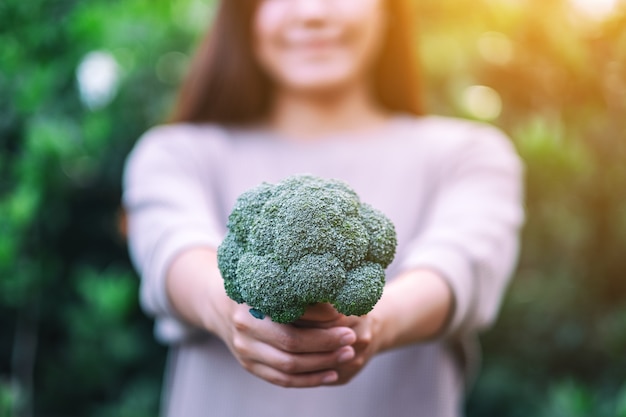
[217,302,358,387]
[167,248,357,388]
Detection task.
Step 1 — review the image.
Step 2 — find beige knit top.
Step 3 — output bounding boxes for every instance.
[123,114,524,417]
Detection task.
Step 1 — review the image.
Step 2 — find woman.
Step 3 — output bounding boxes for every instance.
[123,0,524,416]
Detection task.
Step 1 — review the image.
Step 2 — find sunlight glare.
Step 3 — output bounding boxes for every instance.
[569,0,619,20]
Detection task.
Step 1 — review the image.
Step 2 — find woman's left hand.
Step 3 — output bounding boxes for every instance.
[294,268,454,385]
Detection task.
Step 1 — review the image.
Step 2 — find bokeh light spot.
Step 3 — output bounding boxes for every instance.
[478,32,514,66]
[156,52,189,85]
[172,0,216,35]
[62,155,97,187]
[76,51,120,110]
[462,85,503,121]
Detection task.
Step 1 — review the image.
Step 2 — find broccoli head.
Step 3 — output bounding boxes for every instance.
[217,174,397,323]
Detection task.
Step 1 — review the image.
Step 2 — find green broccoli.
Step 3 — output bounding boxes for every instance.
[217,175,397,323]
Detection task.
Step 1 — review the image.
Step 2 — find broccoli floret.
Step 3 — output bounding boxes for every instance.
[217,174,397,323]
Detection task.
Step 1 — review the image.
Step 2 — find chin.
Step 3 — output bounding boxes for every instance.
[282,66,360,95]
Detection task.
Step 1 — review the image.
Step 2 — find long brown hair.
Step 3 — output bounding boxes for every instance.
[170,0,423,124]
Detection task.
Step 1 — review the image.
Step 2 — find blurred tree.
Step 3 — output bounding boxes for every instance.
[0,0,214,415]
[430,2,626,415]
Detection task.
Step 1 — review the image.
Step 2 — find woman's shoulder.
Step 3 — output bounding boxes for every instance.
[124,122,235,179]
[133,122,231,154]
[397,114,519,159]
[400,114,511,143]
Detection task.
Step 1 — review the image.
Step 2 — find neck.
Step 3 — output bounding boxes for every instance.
[267,81,390,141]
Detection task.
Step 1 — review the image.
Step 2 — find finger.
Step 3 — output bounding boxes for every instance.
[233,306,356,353]
[245,361,340,388]
[236,339,348,386]
[263,345,356,375]
[266,326,357,353]
[235,329,356,373]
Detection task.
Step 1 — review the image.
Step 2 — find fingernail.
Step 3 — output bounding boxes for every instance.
[338,348,355,363]
[340,331,356,346]
[322,372,338,384]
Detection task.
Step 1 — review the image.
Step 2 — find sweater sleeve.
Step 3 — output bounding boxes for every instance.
[122,125,225,343]
[399,123,524,338]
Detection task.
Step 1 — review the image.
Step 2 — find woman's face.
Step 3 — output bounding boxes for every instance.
[253,0,387,95]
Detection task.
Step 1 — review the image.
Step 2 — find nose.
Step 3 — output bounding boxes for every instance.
[290,0,330,24]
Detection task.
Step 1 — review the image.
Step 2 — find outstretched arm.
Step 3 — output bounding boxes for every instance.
[294,268,452,385]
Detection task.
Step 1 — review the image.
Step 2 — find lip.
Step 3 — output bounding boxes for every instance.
[285,28,344,50]
[297,38,337,48]
[287,37,342,53]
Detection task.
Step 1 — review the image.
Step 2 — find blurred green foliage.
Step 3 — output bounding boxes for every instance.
[1,0,625,416]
